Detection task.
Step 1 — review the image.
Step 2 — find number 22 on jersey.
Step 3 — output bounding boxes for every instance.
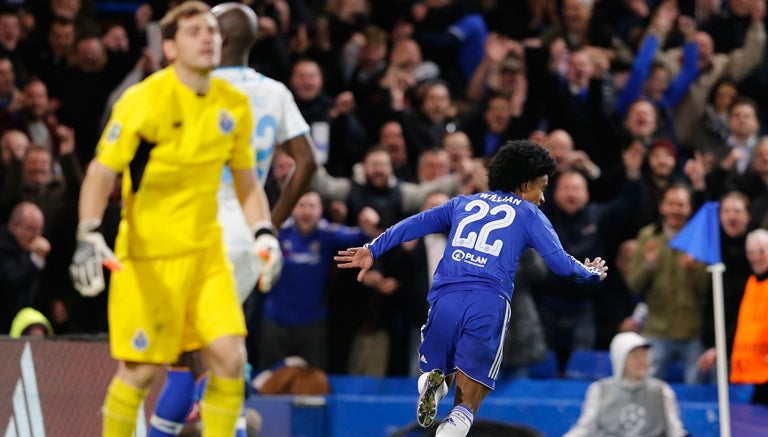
[452,200,516,257]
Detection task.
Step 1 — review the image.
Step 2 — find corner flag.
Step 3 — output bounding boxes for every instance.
[670,200,732,437]
[669,201,721,265]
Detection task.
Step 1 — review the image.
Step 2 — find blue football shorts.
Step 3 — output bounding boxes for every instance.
[418,289,511,389]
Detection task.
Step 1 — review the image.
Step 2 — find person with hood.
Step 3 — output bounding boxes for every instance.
[9,307,53,337]
[564,331,688,437]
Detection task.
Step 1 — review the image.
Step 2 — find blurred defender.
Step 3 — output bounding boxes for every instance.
[69,3,279,436]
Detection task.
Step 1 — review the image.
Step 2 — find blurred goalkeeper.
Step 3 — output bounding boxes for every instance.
[68,2,280,436]
[146,3,317,437]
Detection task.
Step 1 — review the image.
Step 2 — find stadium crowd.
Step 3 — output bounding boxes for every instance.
[1,0,768,387]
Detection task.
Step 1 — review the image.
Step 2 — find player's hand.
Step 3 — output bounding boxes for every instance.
[584,257,608,281]
[335,247,373,282]
[69,219,121,297]
[253,224,282,293]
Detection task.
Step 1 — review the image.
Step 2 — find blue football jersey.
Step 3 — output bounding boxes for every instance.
[265,219,370,326]
[366,191,603,303]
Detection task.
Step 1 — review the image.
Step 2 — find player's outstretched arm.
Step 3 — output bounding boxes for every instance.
[335,247,373,282]
[584,257,608,281]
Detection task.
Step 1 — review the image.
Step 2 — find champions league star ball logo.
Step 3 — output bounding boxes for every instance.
[619,403,647,434]
[218,109,235,135]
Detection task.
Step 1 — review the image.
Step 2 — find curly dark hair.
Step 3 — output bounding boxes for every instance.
[488,140,556,193]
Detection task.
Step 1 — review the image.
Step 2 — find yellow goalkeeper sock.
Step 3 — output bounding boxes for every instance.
[102,378,148,437]
[200,375,244,437]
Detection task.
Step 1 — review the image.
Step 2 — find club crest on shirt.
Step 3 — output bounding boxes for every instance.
[132,328,149,352]
[218,109,235,135]
[105,122,121,143]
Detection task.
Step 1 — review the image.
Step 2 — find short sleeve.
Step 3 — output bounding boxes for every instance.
[276,84,309,144]
[95,90,143,172]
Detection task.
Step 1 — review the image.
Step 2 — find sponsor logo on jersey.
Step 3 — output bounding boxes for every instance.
[451,249,488,266]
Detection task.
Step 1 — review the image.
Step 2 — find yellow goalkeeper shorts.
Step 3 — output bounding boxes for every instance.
[107,243,246,363]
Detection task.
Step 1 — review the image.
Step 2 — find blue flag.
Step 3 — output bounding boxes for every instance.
[669,201,721,265]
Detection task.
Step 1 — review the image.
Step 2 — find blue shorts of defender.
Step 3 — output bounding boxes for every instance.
[418,289,511,389]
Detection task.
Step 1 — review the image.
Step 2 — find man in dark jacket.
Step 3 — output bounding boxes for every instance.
[0,201,49,334]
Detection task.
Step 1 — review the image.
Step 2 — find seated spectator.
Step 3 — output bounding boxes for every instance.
[0,202,49,334]
[9,307,53,337]
[564,331,687,437]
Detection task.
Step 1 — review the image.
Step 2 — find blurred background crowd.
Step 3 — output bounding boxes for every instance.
[1,0,767,386]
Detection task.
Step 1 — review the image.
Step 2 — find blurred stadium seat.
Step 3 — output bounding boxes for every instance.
[564,350,612,380]
[527,350,558,379]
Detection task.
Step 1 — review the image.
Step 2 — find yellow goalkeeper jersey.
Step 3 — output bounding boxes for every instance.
[96,66,254,259]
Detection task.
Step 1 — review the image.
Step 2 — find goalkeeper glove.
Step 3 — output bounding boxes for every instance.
[252,222,282,293]
[69,219,121,297]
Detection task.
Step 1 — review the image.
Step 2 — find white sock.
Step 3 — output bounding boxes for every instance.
[435,404,473,437]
